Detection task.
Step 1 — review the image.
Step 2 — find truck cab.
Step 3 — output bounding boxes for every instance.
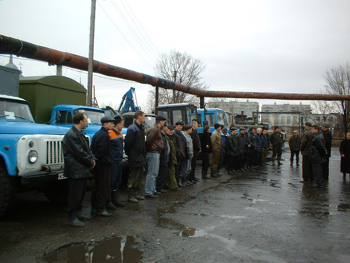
[50,104,105,140]
[197,108,229,134]
[156,103,198,126]
[0,95,69,217]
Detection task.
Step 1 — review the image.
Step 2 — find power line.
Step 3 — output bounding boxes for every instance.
[97,0,154,69]
[110,0,158,60]
[120,0,160,56]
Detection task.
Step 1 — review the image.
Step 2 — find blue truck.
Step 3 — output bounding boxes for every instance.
[197,108,230,134]
[0,95,70,217]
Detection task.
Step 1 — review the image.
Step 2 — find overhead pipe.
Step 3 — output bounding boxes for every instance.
[1,34,349,101]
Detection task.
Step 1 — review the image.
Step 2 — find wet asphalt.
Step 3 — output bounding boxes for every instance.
[0,148,349,263]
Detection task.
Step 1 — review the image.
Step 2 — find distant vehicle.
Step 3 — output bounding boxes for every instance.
[156,103,198,127]
[197,108,229,134]
[122,111,156,134]
[101,106,119,118]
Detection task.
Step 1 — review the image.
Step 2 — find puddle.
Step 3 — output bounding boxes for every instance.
[180,227,207,237]
[338,203,350,211]
[44,236,143,263]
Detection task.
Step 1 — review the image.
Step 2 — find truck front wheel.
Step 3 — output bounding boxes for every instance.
[0,164,16,218]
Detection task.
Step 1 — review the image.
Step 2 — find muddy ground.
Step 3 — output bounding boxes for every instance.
[0,148,350,263]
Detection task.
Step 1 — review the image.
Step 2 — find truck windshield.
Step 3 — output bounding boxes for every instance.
[0,99,34,122]
[75,109,104,124]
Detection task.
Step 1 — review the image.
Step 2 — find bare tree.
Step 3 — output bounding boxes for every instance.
[146,50,208,112]
[324,64,350,133]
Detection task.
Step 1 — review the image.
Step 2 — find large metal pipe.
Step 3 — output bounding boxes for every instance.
[1,34,349,101]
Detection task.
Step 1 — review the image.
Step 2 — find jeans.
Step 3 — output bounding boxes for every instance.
[145,152,160,195]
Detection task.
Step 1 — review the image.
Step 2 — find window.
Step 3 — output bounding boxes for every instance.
[173,110,183,124]
[281,116,286,124]
[287,116,291,124]
[275,116,280,124]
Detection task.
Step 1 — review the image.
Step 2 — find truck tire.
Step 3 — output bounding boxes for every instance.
[0,164,16,218]
[43,180,68,204]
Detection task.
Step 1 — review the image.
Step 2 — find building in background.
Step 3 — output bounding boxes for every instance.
[206,100,259,124]
[260,103,312,136]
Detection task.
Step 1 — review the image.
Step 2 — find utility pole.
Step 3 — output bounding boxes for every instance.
[173,70,177,103]
[87,0,96,107]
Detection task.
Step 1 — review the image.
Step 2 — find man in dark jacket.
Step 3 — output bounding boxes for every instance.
[156,123,170,193]
[237,127,246,171]
[310,125,327,188]
[189,119,201,183]
[300,122,313,183]
[270,126,284,165]
[173,121,187,185]
[289,130,301,166]
[107,116,126,209]
[200,125,212,179]
[322,123,332,181]
[252,128,263,167]
[63,113,96,227]
[125,111,146,203]
[91,116,115,217]
[261,129,269,165]
[227,127,239,174]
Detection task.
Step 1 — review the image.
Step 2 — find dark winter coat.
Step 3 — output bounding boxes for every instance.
[91,127,113,166]
[125,121,146,167]
[63,126,95,179]
[190,129,201,155]
[289,135,301,152]
[270,132,284,149]
[237,133,245,154]
[323,129,332,157]
[173,128,187,160]
[252,133,262,152]
[200,130,212,154]
[309,131,326,164]
[339,139,350,173]
[167,133,178,166]
[301,129,313,155]
[227,134,239,156]
[261,134,269,149]
[159,132,170,166]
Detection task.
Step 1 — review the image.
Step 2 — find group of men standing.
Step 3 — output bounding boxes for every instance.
[200,124,285,178]
[289,123,332,188]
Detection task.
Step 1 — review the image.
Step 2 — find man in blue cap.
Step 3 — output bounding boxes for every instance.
[144,115,166,198]
[91,116,115,217]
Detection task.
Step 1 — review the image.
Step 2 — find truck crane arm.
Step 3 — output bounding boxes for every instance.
[117,87,141,114]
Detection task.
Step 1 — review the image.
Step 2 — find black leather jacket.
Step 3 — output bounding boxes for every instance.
[62,126,95,179]
[309,131,326,164]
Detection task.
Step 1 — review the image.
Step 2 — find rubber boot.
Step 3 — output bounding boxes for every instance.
[127,188,139,203]
[96,202,112,217]
[68,211,85,227]
[111,191,126,207]
[202,170,211,179]
[211,168,219,178]
[134,188,145,200]
[77,209,91,221]
[277,157,283,166]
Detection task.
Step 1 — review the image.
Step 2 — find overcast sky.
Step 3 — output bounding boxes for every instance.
[1,0,350,111]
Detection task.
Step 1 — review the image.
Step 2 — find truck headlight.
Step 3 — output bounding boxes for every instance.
[28,150,38,163]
